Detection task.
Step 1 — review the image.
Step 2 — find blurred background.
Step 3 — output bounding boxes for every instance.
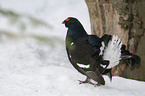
[0,0,91,68]
[0,0,90,39]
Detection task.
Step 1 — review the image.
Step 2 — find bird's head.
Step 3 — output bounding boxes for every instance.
[62,17,88,39]
[62,17,81,28]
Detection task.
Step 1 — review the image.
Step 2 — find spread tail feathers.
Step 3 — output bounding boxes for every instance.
[121,54,141,66]
[103,35,122,68]
[121,45,141,66]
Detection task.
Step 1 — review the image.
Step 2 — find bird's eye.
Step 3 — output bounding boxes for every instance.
[65,18,70,21]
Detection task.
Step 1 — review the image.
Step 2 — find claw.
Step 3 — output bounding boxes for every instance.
[78,80,89,84]
[78,77,90,84]
[78,77,102,87]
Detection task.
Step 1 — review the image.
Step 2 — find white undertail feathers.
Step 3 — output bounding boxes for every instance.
[102,35,122,68]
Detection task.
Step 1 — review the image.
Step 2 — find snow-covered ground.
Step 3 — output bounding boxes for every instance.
[0,0,145,96]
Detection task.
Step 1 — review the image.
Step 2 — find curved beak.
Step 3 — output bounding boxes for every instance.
[62,20,65,24]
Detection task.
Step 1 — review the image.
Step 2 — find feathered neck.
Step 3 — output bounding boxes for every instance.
[66,23,88,40]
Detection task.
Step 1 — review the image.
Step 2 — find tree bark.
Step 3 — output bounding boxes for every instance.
[85,0,145,81]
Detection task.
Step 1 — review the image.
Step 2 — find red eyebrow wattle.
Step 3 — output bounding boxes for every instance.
[65,18,70,21]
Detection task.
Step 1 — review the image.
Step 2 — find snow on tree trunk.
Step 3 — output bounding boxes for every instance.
[85,0,145,81]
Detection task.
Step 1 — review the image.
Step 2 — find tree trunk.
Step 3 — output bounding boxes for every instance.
[85,0,145,81]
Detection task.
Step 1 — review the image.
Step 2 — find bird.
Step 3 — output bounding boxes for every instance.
[62,17,141,86]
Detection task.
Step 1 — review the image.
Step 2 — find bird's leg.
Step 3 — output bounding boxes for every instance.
[78,77,102,86]
[79,77,96,85]
[89,82,102,87]
[102,69,112,82]
[94,83,102,87]
[107,71,112,82]
[78,77,90,84]
[100,60,110,74]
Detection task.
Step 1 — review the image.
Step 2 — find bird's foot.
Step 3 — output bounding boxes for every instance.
[78,80,101,87]
[94,83,102,87]
[78,77,90,84]
[88,82,102,87]
[78,80,89,84]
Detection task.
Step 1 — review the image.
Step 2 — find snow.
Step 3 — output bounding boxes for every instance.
[0,0,145,96]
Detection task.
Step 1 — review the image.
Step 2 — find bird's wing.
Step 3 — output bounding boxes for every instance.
[88,35,110,71]
[87,35,102,58]
[79,68,105,85]
[88,34,112,46]
[66,44,105,85]
[88,35,100,46]
[66,45,87,75]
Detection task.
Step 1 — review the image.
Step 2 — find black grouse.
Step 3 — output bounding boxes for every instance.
[62,17,141,86]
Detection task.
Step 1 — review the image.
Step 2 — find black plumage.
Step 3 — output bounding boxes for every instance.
[62,17,141,86]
